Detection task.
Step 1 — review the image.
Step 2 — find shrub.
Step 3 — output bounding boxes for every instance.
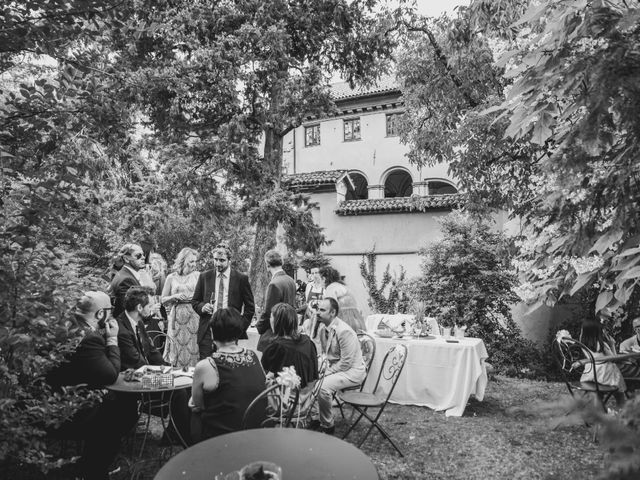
[359,249,410,314]
[413,211,543,377]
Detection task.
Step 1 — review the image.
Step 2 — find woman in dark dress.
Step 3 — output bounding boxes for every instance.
[190,308,266,443]
[262,303,318,388]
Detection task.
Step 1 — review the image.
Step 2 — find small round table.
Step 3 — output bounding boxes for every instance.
[107,371,193,452]
[154,428,379,480]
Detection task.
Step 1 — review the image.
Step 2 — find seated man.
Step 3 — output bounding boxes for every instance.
[117,286,191,445]
[46,291,138,480]
[315,298,366,434]
[618,316,640,381]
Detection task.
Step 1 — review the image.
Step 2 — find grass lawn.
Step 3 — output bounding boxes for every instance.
[106,375,606,480]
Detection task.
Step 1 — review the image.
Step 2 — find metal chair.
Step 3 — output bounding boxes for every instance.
[241,383,301,429]
[341,343,407,456]
[552,336,618,413]
[336,332,377,418]
[291,358,328,428]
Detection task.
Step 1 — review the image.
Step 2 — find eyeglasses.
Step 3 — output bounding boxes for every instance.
[95,307,113,321]
[130,252,144,259]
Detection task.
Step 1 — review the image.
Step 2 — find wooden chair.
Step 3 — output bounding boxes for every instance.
[552,336,618,412]
[341,343,407,456]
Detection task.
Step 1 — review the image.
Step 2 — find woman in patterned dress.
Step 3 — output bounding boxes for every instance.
[162,248,200,368]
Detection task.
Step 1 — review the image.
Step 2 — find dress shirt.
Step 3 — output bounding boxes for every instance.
[214,267,230,309]
[125,311,139,335]
[320,317,365,375]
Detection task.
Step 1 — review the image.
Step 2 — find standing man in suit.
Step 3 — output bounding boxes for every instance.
[192,243,255,359]
[256,249,297,352]
[46,291,138,479]
[109,243,145,317]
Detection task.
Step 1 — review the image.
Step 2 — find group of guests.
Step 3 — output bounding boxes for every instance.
[46,241,368,479]
[577,316,640,407]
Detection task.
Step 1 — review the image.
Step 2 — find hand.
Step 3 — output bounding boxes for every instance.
[202,303,214,315]
[104,319,119,338]
[180,293,190,301]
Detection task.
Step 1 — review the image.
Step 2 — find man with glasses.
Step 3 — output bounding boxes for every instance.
[109,243,146,317]
[46,291,138,479]
[192,243,255,358]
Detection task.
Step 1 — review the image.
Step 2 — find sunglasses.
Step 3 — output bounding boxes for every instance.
[130,252,144,260]
[95,307,113,321]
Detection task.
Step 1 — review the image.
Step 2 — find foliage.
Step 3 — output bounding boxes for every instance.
[359,249,409,315]
[298,253,332,273]
[397,0,640,322]
[413,211,542,377]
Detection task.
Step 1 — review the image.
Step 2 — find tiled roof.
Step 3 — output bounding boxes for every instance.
[330,75,399,101]
[335,194,466,215]
[284,170,347,187]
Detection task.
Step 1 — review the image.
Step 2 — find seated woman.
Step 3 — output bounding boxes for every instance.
[190,308,266,442]
[262,303,319,389]
[579,319,626,406]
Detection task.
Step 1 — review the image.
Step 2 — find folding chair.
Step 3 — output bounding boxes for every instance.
[341,343,407,456]
[553,336,618,413]
[336,332,376,418]
[241,383,301,429]
[292,358,328,428]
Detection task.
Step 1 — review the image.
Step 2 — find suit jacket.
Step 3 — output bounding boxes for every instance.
[116,312,164,370]
[256,270,297,351]
[109,267,141,317]
[46,329,121,390]
[192,268,255,345]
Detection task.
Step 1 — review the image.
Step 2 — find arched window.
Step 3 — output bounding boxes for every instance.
[384,170,413,198]
[344,173,368,200]
[428,181,458,195]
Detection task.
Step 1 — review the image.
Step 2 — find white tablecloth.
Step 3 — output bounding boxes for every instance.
[362,335,488,417]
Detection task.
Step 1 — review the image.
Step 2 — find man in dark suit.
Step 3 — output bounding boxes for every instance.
[109,242,146,317]
[46,291,138,480]
[192,243,255,359]
[116,286,164,369]
[116,286,191,445]
[256,249,297,352]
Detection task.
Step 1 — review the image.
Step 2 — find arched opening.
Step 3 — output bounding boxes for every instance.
[344,173,368,200]
[384,169,413,198]
[428,181,458,195]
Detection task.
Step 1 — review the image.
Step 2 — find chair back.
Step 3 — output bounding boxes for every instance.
[293,358,328,428]
[357,332,376,372]
[146,330,177,366]
[241,383,300,429]
[370,344,407,403]
[553,336,604,394]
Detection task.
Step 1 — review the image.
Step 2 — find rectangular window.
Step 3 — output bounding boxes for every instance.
[343,118,361,141]
[386,113,401,136]
[304,124,320,147]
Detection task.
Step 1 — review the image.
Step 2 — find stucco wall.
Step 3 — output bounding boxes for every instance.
[282,110,452,186]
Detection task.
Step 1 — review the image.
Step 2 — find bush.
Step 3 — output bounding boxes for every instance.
[413,211,544,377]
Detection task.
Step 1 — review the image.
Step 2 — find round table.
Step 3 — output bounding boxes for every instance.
[154,428,379,480]
[107,370,193,451]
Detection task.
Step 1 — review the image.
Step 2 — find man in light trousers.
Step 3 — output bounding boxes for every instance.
[315,297,366,434]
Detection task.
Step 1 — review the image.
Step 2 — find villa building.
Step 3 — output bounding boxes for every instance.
[281,77,464,316]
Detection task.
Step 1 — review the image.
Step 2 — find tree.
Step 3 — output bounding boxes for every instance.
[114,0,397,305]
[413,211,541,376]
[396,1,640,319]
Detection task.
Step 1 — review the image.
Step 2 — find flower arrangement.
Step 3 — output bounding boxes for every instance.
[265,366,302,427]
[409,301,431,336]
[555,329,572,343]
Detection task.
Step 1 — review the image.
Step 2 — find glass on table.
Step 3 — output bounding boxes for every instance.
[440,326,452,339]
[240,461,282,480]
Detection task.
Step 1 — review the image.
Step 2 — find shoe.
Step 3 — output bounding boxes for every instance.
[308,419,321,431]
[319,424,335,435]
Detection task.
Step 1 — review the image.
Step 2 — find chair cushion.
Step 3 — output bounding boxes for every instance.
[569,381,618,393]
[340,391,385,407]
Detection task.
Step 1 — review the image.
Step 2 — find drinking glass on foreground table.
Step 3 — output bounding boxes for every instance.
[214,461,282,480]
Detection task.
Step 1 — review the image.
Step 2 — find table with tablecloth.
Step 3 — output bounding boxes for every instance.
[362,335,488,417]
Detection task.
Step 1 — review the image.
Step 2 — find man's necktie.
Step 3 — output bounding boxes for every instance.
[217,273,225,311]
[135,323,148,363]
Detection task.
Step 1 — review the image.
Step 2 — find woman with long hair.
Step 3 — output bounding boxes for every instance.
[162,247,200,367]
[262,303,318,389]
[579,319,626,404]
[318,266,366,333]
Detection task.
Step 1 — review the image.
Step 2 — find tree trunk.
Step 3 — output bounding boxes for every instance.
[249,81,284,310]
